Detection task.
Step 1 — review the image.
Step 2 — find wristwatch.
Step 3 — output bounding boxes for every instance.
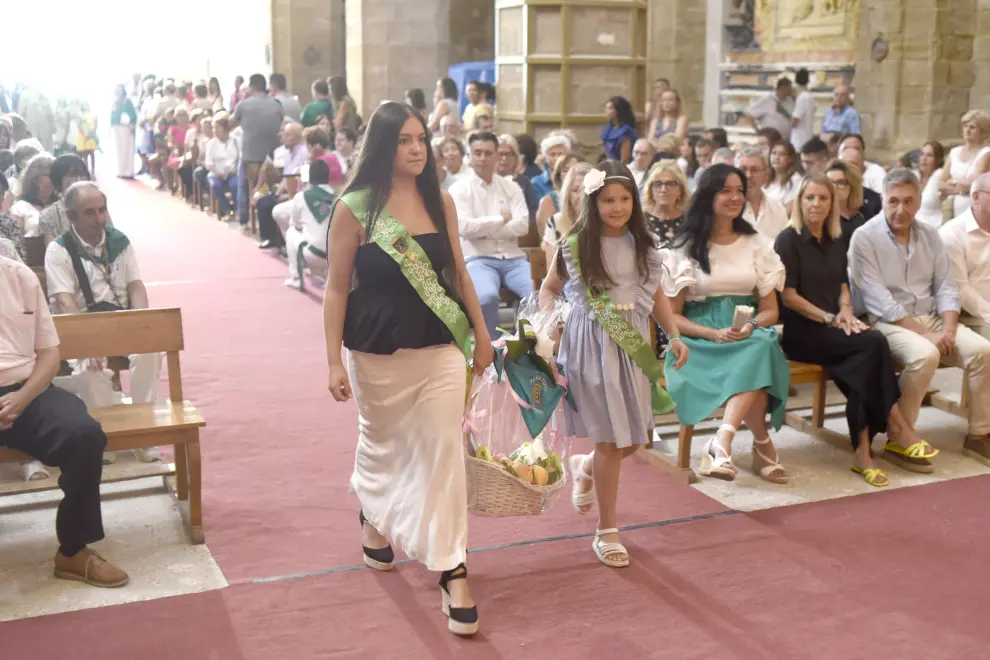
[823,312,836,326]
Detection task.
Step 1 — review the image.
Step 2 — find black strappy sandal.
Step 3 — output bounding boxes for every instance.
[358,511,394,571]
[439,563,478,636]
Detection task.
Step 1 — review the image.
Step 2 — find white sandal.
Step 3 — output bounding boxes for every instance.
[569,453,595,514]
[593,528,629,568]
[752,435,788,484]
[698,424,737,481]
[21,460,50,482]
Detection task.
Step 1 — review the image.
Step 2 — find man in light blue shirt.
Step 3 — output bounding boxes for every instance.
[821,85,861,135]
[850,168,990,468]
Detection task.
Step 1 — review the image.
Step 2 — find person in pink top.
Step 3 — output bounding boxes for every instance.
[303,125,344,185]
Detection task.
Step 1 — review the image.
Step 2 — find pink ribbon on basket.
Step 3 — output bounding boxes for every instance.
[462,409,488,435]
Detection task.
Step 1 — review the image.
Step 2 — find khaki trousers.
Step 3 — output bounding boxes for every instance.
[873,315,990,435]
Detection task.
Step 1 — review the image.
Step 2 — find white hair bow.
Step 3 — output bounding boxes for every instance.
[583,168,607,195]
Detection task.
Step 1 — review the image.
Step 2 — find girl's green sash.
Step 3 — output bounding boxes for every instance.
[340,190,472,359]
[566,233,674,414]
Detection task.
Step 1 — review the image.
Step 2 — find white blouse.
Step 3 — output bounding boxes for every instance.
[916,167,945,227]
[10,200,41,238]
[763,171,803,207]
[660,233,785,302]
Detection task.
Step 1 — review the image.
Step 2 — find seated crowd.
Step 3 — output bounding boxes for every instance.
[3,66,990,594]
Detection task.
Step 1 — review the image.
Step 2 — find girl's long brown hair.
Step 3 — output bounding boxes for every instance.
[568,160,656,293]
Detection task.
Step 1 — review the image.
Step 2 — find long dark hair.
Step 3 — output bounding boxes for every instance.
[671,163,756,274]
[337,102,458,289]
[439,78,458,100]
[570,160,655,292]
[609,95,636,128]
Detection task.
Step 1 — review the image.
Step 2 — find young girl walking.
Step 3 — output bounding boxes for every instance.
[540,160,689,567]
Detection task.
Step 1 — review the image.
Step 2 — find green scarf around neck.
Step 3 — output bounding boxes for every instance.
[303,187,334,224]
[56,226,131,265]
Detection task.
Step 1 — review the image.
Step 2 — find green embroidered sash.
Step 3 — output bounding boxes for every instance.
[55,227,130,266]
[340,189,472,359]
[304,187,334,224]
[566,233,674,415]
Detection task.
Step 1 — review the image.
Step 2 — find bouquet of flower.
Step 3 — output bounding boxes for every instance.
[463,295,572,516]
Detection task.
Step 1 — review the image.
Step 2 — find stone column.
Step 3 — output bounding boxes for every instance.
[346,0,452,120]
[646,0,707,123]
[271,0,347,103]
[968,1,990,117]
[855,0,977,160]
[702,0,723,128]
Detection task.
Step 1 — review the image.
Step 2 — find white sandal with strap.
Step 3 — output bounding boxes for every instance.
[569,454,595,514]
[752,435,788,484]
[20,460,50,482]
[593,528,629,568]
[698,424,737,481]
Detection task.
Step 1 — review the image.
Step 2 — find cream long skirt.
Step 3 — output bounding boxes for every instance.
[347,344,468,572]
[113,125,135,177]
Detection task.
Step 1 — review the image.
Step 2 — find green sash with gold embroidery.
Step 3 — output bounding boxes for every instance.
[566,233,674,414]
[340,189,472,359]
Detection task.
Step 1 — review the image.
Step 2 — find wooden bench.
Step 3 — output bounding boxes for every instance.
[0,308,207,544]
[24,235,46,268]
[928,313,982,418]
[661,361,828,483]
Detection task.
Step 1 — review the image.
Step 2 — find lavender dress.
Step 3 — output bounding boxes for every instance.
[557,232,664,448]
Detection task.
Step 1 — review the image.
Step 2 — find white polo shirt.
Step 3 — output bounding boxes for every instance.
[0,256,60,387]
[44,227,142,311]
[449,169,530,260]
[940,209,990,324]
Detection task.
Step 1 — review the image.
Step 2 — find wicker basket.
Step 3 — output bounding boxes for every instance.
[466,455,565,517]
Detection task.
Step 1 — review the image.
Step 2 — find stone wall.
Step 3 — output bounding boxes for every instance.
[968,1,990,116]
[855,0,976,162]
[646,0,706,122]
[449,0,495,66]
[271,0,346,103]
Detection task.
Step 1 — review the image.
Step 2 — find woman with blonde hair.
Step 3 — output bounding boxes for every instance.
[542,161,594,264]
[824,159,866,242]
[774,174,929,487]
[940,110,990,216]
[642,159,689,247]
[497,134,541,219]
[647,89,690,145]
[536,152,581,238]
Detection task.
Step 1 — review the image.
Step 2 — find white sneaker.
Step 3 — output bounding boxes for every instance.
[284,277,301,289]
[133,447,161,463]
[21,460,50,481]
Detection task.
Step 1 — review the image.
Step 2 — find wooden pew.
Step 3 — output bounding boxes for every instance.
[24,236,46,269]
[0,308,207,544]
[929,313,982,417]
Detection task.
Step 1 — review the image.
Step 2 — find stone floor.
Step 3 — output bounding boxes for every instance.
[0,477,226,622]
[650,367,988,511]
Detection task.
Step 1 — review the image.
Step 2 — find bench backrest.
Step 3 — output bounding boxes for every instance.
[53,308,186,402]
[24,236,46,268]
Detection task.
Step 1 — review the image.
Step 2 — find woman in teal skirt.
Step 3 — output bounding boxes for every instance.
[660,164,790,483]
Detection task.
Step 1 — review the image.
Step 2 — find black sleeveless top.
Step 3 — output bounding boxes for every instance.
[340,191,459,354]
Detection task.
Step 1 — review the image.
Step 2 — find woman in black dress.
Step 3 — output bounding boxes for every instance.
[774,174,936,486]
[324,101,493,635]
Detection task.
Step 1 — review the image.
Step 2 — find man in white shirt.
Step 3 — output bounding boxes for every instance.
[44,182,162,464]
[450,131,532,337]
[941,174,990,336]
[941,173,990,462]
[0,254,129,588]
[746,78,795,142]
[790,68,816,152]
[274,159,332,290]
[838,133,886,193]
[629,139,655,189]
[737,147,789,239]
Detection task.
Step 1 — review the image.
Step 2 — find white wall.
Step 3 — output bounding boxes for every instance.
[5,0,272,105]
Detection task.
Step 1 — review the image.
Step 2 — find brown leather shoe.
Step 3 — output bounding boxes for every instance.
[963,434,990,466]
[54,548,130,588]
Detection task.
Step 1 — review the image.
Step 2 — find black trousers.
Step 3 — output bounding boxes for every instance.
[256,194,283,245]
[178,161,196,198]
[0,383,107,553]
[782,321,901,449]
